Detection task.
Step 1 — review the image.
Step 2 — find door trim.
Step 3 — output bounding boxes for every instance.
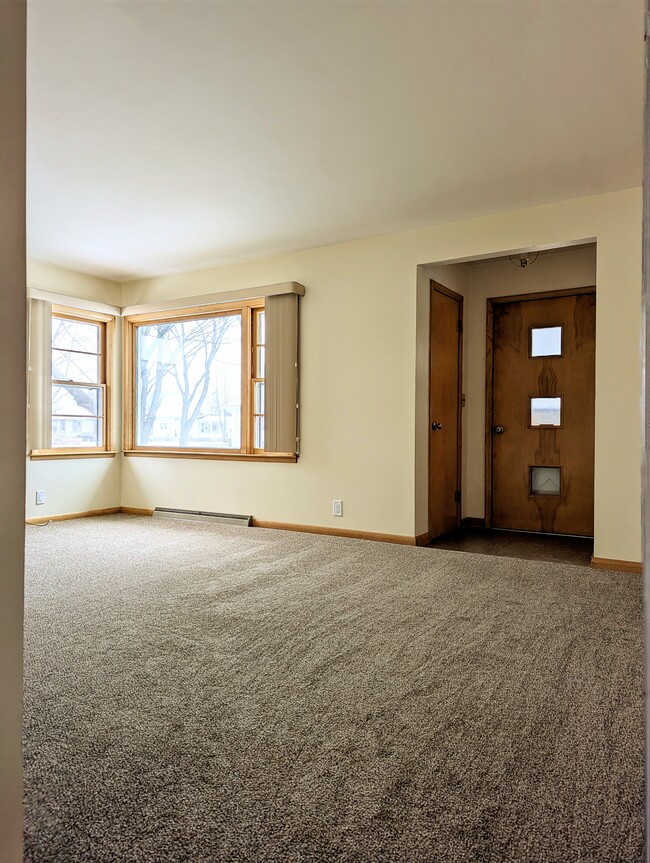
[484,285,596,528]
[429,280,464,540]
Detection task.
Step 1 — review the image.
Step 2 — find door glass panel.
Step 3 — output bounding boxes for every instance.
[530,466,561,496]
[530,326,562,357]
[530,397,562,427]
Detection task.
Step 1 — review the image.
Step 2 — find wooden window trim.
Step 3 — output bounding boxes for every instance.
[124,298,294,459]
[122,450,296,463]
[30,450,119,460]
[32,305,115,458]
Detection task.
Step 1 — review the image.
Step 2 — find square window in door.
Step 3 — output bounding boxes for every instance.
[530,466,561,496]
[530,326,562,357]
[530,397,562,427]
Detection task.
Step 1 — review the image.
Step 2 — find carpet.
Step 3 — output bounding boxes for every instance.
[24,514,644,862]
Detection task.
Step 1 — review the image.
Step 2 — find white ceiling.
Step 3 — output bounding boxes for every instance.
[27,0,644,281]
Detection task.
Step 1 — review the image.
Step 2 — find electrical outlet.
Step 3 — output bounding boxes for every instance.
[332,499,343,517]
[36,490,46,506]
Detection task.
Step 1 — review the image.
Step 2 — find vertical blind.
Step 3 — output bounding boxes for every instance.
[264,293,299,454]
[28,299,52,452]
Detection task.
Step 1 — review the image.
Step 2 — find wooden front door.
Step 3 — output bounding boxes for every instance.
[488,289,596,536]
[429,282,463,539]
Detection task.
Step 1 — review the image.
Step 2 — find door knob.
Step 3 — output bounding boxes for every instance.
[431,422,443,431]
[494,425,505,434]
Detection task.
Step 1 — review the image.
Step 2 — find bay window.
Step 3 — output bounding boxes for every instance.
[124,297,295,461]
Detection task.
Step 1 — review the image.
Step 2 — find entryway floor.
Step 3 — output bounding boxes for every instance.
[430,527,593,566]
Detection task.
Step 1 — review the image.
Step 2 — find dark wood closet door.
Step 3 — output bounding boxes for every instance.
[429,283,463,539]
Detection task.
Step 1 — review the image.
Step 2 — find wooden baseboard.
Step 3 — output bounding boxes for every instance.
[25,506,421,547]
[123,510,417,545]
[462,517,486,529]
[252,519,416,546]
[26,506,121,525]
[22,507,645,570]
[591,556,642,574]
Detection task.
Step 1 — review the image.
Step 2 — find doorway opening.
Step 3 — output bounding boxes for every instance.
[420,243,597,565]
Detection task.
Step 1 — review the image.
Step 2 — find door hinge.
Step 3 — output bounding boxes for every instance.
[454,490,461,503]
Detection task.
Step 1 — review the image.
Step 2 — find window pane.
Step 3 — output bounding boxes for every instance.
[52,348,100,384]
[52,417,102,448]
[254,381,265,414]
[257,311,265,345]
[530,326,562,357]
[52,317,100,353]
[254,415,265,449]
[136,314,242,449]
[530,397,562,427]
[531,466,561,496]
[52,384,102,417]
[256,346,265,378]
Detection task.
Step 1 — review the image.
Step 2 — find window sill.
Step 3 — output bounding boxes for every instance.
[30,450,118,460]
[123,449,297,463]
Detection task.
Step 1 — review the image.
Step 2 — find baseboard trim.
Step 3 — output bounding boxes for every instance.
[123,510,416,544]
[26,506,121,525]
[591,556,642,574]
[252,519,416,545]
[22,508,645,569]
[462,517,486,529]
[120,506,154,516]
[26,506,418,546]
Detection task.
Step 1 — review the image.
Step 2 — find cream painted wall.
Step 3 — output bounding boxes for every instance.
[25,261,122,520]
[120,188,642,562]
[25,457,122,520]
[28,259,121,306]
[0,2,26,859]
[462,245,597,520]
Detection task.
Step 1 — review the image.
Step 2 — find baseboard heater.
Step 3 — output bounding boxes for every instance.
[153,507,252,527]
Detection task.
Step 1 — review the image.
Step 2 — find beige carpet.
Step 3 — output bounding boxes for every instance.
[24,514,643,862]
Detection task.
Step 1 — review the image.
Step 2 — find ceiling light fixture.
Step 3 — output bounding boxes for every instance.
[509,252,539,269]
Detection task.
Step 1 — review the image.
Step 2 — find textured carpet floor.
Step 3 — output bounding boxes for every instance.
[24,515,643,862]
